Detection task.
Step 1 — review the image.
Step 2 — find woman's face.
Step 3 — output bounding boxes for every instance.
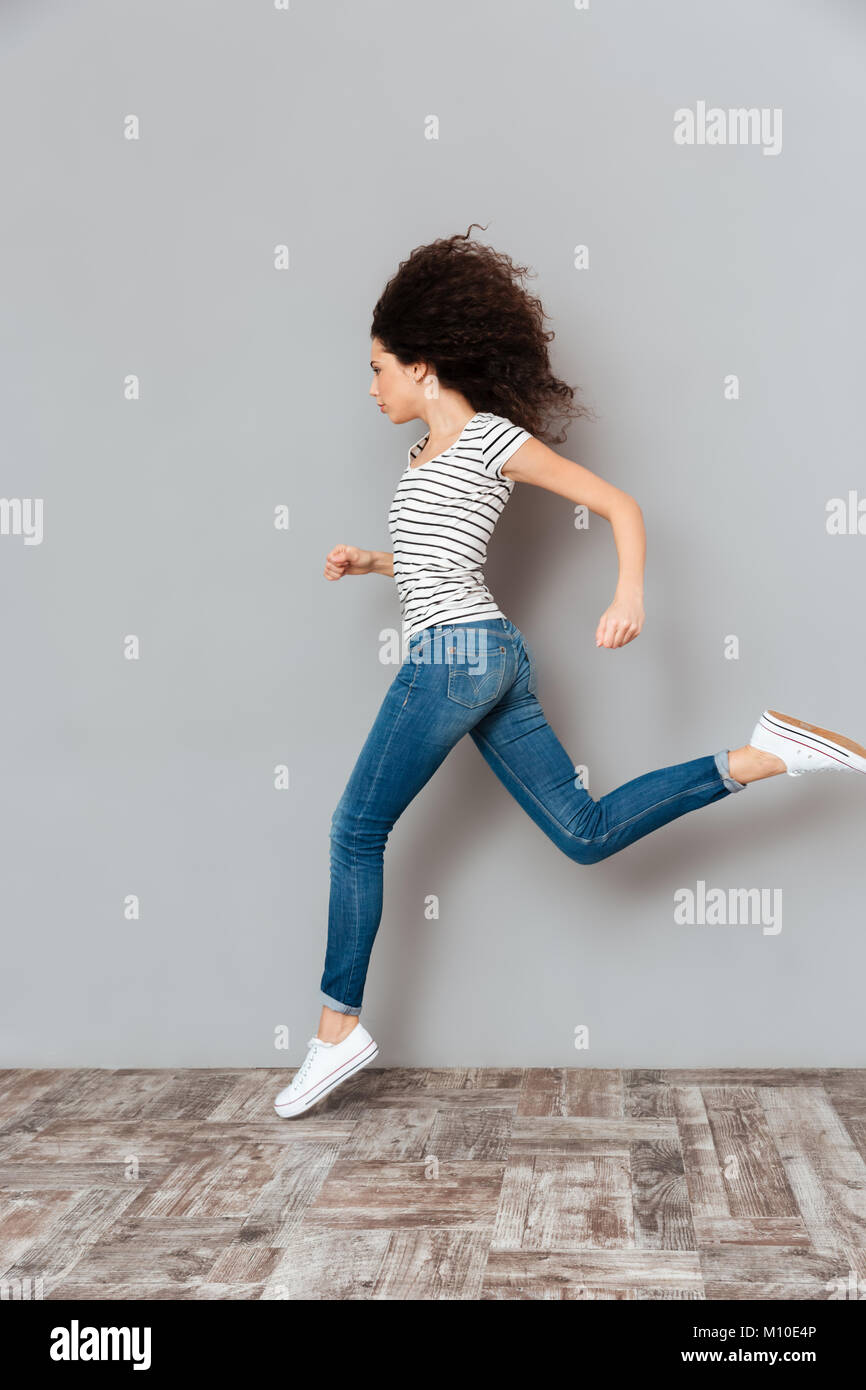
[369,338,430,424]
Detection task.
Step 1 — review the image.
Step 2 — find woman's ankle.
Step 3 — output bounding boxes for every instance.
[317,1006,360,1044]
[729,744,786,783]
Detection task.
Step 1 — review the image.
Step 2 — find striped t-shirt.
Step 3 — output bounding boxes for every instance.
[388,411,531,655]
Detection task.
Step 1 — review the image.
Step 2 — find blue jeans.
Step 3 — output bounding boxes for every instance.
[321,616,746,1014]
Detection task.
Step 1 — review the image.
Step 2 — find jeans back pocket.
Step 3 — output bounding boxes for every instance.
[446,629,508,708]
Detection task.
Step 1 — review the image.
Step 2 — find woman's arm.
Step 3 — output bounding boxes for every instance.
[368,550,394,577]
[324,544,394,579]
[501,437,646,649]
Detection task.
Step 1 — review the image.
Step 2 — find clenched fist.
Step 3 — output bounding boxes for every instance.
[324,544,375,579]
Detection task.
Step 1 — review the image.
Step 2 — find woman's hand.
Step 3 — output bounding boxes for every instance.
[324,544,374,579]
[595,591,645,648]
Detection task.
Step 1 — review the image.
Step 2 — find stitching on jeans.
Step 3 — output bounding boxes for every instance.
[409,624,518,656]
[472,729,721,846]
[447,649,507,708]
[321,991,360,1015]
[401,651,424,706]
[342,675,417,1002]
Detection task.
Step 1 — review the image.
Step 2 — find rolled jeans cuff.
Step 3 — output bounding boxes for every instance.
[714,748,747,793]
[320,990,362,1016]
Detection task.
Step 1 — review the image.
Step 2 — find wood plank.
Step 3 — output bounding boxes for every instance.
[0,1160,180,1190]
[482,1284,637,1300]
[663,1069,851,1087]
[508,1115,677,1156]
[37,1215,251,1293]
[371,1068,523,1094]
[46,1279,266,1301]
[693,1216,810,1247]
[1,1185,144,1287]
[483,1284,705,1300]
[630,1139,696,1249]
[265,1228,392,1299]
[365,1086,520,1112]
[339,1109,438,1161]
[699,1243,847,1298]
[425,1107,514,1161]
[232,1141,344,1247]
[206,1243,284,1284]
[758,1085,866,1277]
[822,1072,866,1112]
[0,1189,84,1278]
[0,1071,69,1124]
[126,1142,287,1220]
[135,1071,252,1122]
[836,1115,866,1168]
[669,1085,731,1220]
[188,1118,356,1146]
[0,1069,109,1161]
[491,1155,633,1250]
[304,1159,504,1229]
[623,1069,678,1117]
[518,1069,623,1118]
[701,1087,798,1219]
[9,1118,200,1164]
[53,1070,182,1120]
[370,1228,492,1299]
[482,1248,703,1296]
[822,1077,866,1164]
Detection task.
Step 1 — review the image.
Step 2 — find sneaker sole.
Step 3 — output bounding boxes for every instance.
[764,709,866,775]
[274,1039,379,1118]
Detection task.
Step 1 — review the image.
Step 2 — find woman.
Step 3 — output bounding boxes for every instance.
[275,227,866,1118]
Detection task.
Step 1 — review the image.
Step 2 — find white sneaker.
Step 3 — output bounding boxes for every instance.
[749,709,866,778]
[274,1022,378,1118]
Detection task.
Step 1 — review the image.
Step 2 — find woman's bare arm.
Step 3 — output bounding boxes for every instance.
[324,544,394,579]
[501,437,646,649]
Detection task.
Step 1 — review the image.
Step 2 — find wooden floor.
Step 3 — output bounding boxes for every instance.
[0,1067,864,1300]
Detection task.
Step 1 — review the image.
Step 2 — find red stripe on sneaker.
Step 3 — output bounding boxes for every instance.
[292,1038,377,1104]
[759,720,865,773]
[761,713,851,761]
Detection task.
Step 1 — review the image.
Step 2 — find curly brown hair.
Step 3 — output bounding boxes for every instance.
[370,224,595,445]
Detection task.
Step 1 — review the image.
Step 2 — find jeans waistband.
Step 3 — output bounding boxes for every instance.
[419,617,513,634]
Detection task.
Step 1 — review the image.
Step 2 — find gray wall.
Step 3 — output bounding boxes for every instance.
[2,0,864,1067]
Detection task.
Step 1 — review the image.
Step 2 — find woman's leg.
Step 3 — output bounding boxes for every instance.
[319,623,514,1027]
[469,633,755,865]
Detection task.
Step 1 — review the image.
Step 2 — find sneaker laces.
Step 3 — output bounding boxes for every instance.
[293,1036,328,1088]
